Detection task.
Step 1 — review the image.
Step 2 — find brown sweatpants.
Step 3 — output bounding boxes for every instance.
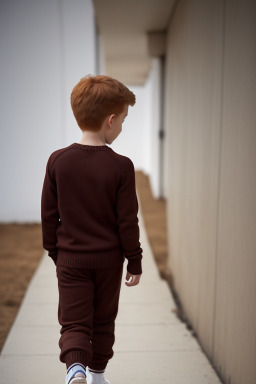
[56,263,124,371]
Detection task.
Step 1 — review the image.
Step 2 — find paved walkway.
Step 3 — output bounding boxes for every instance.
[0,199,222,383]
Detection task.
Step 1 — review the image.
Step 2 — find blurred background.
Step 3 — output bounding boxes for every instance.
[0,1,255,384]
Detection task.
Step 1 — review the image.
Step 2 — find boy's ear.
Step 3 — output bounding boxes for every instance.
[108,114,116,126]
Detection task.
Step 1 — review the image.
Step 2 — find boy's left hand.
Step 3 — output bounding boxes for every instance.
[125,271,141,286]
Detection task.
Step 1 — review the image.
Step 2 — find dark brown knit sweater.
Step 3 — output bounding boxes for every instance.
[41,143,143,275]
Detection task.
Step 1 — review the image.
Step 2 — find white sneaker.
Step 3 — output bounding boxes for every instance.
[65,363,87,384]
[86,366,111,384]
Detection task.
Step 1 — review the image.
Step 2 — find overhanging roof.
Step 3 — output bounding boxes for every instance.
[93,0,176,85]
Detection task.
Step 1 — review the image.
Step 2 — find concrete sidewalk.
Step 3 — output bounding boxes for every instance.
[0,205,222,383]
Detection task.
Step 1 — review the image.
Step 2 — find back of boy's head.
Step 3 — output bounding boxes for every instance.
[70,74,136,132]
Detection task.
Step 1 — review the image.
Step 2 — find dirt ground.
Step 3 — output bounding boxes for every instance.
[0,170,175,353]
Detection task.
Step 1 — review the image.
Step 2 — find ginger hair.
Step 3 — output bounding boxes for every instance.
[70,74,136,131]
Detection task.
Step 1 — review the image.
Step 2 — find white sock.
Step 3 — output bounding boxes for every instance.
[87,367,105,384]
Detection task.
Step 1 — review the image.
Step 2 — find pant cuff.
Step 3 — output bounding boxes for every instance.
[88,362,108,371]
[88,367,106,373]
[64,350,88,369]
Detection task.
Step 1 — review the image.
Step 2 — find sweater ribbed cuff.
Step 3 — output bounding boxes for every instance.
[127,258,142,275]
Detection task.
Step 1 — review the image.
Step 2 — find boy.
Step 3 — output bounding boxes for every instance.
[41,74,143,384]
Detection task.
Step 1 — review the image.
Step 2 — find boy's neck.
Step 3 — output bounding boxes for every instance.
[78,141,106,146]
[78,130,107,146]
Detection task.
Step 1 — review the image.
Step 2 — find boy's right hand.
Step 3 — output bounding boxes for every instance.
[125,271,141,286]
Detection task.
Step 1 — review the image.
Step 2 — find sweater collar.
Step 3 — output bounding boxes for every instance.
[71,143,111,151]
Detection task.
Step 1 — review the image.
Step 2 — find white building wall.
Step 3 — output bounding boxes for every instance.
[110,82,150,172]
[96,32,106,75]
[0,0,97,222]
[114,57,163,200]
[148,58,162,198]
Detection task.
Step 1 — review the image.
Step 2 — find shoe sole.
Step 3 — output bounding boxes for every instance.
[69,378,87,384]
